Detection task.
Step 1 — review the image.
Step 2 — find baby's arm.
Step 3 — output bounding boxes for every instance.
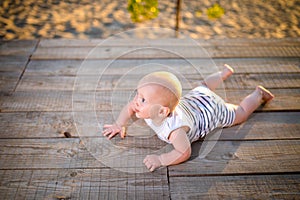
[143,127,191,172]
[103,102,135,139]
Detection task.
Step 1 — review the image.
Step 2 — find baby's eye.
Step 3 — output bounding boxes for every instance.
[141,98,146,103]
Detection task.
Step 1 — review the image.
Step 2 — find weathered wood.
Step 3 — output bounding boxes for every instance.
[0,55,29,72]
[0,74,20,92]
[0,112,299,141]
[0,40,38,56]
[168,140,300,176]
[0,137,167,171]
[221,112,300,140]
[16,73,300,91]
[169,174,300,199]
[0,56,30,92]
[0,138,100,169]
[0,168,169,200]
[24,58,300,76]
[0,139,299,175]
[0,91,74,112]
[223,73,300,89]
[38,38,300,48]
[0,38,299,199]
[31,45,300,60]
[0,112,78,138]
[1,89,299,112]
[0,54,33,92]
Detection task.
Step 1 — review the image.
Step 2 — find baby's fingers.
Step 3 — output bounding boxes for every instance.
[103,124,113,129]
[103,129,118,139]
[102,129,112,138]
[107,131,119,139]
[103,127,121,139]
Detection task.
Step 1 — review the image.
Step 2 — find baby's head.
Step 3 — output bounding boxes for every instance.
[135,71,182,117]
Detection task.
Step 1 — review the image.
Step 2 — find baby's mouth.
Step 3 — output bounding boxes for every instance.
[133,106,139,113]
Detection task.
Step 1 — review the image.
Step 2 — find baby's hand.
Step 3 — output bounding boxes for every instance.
[102,124,126,139]
[143,154,162,172]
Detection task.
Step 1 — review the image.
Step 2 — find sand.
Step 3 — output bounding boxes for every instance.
[0,0,299,39]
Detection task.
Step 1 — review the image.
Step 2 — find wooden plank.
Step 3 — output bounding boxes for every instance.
[0,74,20,92]
[0,55,32,92]
[221,112,300,140]
[24,58,300,76]
[0,40,38,48]
[0,89,299,112]
[0,111,153,139]
[16,72,300,91]
[222,73,300,89]
[168,140,300,176]
[0,40,38,56]
[0,168,169,200]
[0,41,37,92]
[0,138,102,169]
[0,112,78,139]
[0,55,29,73]
[0,91,74,112]
[31,45,300,60]
[0,112,299,140]
[0,139,299,175]
[0,110,157,140]
[38,38,300,48]
[0,137,167,170]
[169,174,300,199]
[16,76,77,91]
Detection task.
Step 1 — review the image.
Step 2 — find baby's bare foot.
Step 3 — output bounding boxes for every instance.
[256,86,274,102]
[222,64,234,80]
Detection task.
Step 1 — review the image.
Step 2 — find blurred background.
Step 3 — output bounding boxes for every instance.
[1,0,299,40]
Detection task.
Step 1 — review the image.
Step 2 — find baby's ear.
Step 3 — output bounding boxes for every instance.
[159,106,170,117]
[150,105,169,119]
[150,105,170,126]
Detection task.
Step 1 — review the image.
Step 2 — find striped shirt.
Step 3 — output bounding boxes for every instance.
[145,86,235,143]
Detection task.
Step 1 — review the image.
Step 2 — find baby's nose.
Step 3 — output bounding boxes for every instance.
[135,99,140,107]
[133,96,139,106]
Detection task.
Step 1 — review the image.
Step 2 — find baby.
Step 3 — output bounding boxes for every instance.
[103,65,274,172]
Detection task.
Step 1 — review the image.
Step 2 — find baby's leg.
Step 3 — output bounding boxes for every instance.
[203,64,234,91]
[232,86,274,125]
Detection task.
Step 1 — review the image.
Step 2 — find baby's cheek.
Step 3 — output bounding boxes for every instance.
[139,109,151,119]
[149,105,161,118]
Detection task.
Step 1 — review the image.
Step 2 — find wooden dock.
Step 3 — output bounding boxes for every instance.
[0,38,299,199]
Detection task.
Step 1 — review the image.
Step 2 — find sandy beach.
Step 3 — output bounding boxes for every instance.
[0,0,299,39]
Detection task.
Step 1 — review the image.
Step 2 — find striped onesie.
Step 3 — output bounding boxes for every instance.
[144,85,236,143]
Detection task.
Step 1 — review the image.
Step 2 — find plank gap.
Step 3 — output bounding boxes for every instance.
[12,39,41,93]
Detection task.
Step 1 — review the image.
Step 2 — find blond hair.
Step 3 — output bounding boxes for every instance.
[138,71,182,111]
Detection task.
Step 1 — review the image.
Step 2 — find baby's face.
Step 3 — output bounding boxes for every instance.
[132,84,166,119]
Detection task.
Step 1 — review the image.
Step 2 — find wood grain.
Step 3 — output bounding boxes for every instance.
[0,139,298,175]
[38,38,300,48]
[15,73,300,91]
[0,112,299,140]
[24,58,300,76]
[0,38,299,199]
[169,140,300,176]
[31,45,300,60]
[0,168,169,200]
[169,174,300,199]
[0,40,38,92]
[0,40,38,56]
